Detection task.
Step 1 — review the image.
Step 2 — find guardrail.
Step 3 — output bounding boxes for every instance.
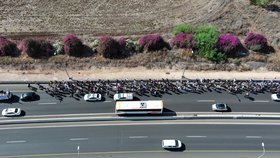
[1,112,280,125]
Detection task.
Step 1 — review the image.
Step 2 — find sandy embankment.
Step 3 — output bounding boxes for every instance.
[0,67,279,81]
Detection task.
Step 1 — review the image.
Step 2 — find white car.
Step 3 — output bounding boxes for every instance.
[84,93,102,101]
[212,103,228,112]
[162,139,182,149]
[271,94,280,101]
[113,93,133,101]
[2,108,21,117]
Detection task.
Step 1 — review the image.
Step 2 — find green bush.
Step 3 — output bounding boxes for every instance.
[194,25,226,63]
[172,23,194,36]
[250,0,272,7]
[52,41,64,56]
[204,49,226,64]
[125,39,141,53]
[89,39,99,53]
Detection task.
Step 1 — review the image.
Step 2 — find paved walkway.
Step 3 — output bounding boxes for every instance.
[2,68,280,81]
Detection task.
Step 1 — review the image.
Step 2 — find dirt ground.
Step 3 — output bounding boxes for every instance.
[1,67,280,81]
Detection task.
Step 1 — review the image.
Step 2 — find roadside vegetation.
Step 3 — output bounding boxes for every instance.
[0,21,277,71]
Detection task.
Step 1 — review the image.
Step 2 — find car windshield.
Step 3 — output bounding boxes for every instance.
[217,104,225,108]
[15,109,18,113]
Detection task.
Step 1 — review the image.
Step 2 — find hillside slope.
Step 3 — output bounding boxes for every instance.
[0,0,279,47]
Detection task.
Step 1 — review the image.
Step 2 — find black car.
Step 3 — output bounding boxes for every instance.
[20,92,39,101]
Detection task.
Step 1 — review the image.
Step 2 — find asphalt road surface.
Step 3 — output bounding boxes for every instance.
[0,84,279,116]
[0,120,280,157]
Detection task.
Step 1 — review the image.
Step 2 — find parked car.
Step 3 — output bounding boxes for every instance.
[162,139,182,149]
[0,90,12,101]
[212,103,228,112]
[2,108,21,117]
[20,92,39,101]
[271,94,280,101]
[113,93,133,101]
[84,93,102,101]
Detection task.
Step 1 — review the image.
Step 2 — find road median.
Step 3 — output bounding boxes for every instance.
[1,112,280,125]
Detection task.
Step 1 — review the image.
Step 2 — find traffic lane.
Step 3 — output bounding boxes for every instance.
[0,124,280,156]
[0,90,278,116]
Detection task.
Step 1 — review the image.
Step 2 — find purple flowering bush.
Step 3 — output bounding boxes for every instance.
[171,33,195,49]
[0,36,18,57]
[244,32,268,51]
[19,39,54,58]
[63,34,84,57]
[97,35,122,58]
[218,34,241,56]
[117,37,126,49]
[139,34,167,51]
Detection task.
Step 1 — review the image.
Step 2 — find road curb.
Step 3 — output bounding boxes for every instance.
[2,114,280,125]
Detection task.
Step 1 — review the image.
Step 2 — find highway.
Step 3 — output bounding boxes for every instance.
[0,84,279,116]
[0,120,280,157]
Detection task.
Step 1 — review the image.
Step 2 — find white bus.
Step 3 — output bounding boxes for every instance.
[115,100,164,115]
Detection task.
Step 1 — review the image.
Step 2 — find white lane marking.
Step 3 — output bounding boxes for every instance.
[253,100,270,103]
[186,136,207,138]
[104,101,112,103]
[69,138,89,141]
[197,100,215,102]
[38,102,57,105]
[246,136,262,139]
[6,140,26,143]
[129,136,148,139]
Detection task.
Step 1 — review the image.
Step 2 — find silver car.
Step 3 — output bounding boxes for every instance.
[84,93,102,101]
[212,103,228,112]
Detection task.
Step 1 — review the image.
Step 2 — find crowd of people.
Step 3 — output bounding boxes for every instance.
[27,78,280,102]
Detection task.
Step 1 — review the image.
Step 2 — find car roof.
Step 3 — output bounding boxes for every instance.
[162,140,176,146]
[6,108,17,112]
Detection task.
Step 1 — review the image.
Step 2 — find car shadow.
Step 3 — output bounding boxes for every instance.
[20,110,26,117]
[226,107,232,112]
[163,108,177,116]
[133,97,141,101]
[165,143,186,152]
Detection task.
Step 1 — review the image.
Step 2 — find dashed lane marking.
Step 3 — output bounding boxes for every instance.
[69,138,88,141]
[6,140,26,143]
[197,100,215,102]
[246,136,262,139]
[253,100,270,103]
[186,136,207,138]
[129,136,148,139]
[38,102,57,105]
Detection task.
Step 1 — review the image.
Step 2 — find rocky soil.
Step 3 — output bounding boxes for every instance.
[0,0,279,48]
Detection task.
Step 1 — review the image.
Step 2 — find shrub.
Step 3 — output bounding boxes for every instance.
[63,34,84,57]
[97,35,122,59]
[195,25,220,54]
[139,34,167,51]
[244,32,268,51]
[125,39,141,53]
[89,39,99,53]
[250,0,272,7]
[52,41,64,56]
[0,36,18,57]
[171,33,195,49]
[218,34,241,56]
[19,39,54,58]
[172,23,194,35]
[117,37,126,49]
[204,49,226,64]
